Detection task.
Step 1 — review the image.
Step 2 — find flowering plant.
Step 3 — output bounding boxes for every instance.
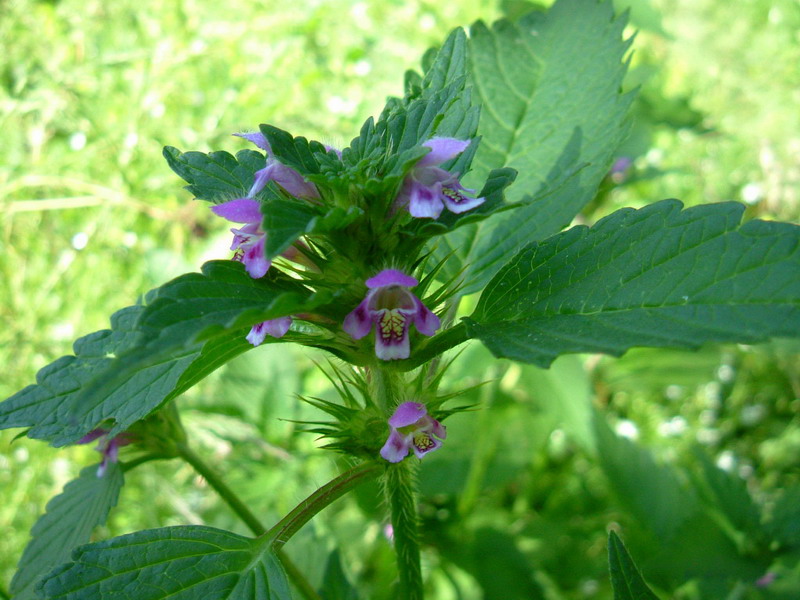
[2,1,798,598]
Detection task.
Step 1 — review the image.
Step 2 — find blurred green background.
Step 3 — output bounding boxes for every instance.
[1,0,799,598]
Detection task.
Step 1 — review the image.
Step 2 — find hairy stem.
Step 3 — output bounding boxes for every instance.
[176,442,322,600]
[369,366,404,412]
[385,460,424,600]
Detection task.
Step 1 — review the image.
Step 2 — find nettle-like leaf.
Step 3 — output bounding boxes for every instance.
[0,305,197,443]
[163,146,265,202]
[10,464,124,600]
[37,526,290,600]
[451,0,635,294]
[0,261,333,446]
[465,200,800,367]
[260,123,330,177]
[61,261,335,445]
[607,532,661,600]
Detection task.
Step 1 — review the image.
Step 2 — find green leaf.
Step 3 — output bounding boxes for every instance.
[10,464,124,600]
[0,261,332,446]
[607,532,661,600]
[61,261,334,445]
[319,550,359,600]
[767,485,800,549]
[0,305,197,443]
[163,146,265,202]
[260,195,364,259]
[260,124,329,177]
[466,200,800,367]
[37,526,291,600]
[0,315,253,446]
[419,27,468,100]
[595,414,697,540]
[453,0,634,293]
[596,417,766,588]
[692,449,762,538]
[341,28,477,195]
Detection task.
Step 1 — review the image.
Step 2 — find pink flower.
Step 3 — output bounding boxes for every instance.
[380,402,446,462]
[245,316,292,346]
[343,269,440,360]
[212,198,270,278]
[77,429,134,477]
[396,137,483,219]
[233,131,321,200]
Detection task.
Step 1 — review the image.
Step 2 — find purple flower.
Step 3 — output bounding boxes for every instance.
[396,137,484,219]
[380,402,446,462]
[343,269,440,360]
[77,429,134,477]
[755,572,777,588]
[609,156,633,184]
[246,316,292,346]
[212,197,270,279]
[235,131,320,200]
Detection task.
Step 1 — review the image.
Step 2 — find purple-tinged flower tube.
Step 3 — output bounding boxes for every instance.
[246,316,292,346]
[77,429,134,477]
[212,198,270,279]
[380,402,446,462]
[343,269,440,360]
[396,137,484,219]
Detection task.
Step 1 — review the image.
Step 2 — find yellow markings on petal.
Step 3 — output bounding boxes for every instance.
[442,187,466,204]
[413,432,435,452]
[379,309,406,342]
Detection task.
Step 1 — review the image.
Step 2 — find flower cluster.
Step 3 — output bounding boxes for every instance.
[211,131,480,356]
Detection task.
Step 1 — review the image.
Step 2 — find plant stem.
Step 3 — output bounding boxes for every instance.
[385,460,424,600]
[121,453,173,472]
[176,442,323,600]
[265,462,381,549]
[369,366,404,413]
[399,322,470,372]
[176,442,266,535]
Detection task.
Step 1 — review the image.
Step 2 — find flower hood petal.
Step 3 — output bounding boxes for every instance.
[264,162,321,200]
[212,198,262,224]
[234,131,272,155]
[417,137,470,167]
[388,401,428,427]
[366,269,418,289]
